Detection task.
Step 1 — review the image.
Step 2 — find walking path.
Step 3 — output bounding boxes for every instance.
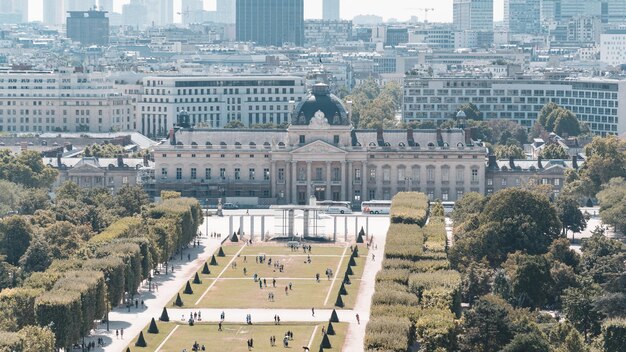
[88,214,389,352]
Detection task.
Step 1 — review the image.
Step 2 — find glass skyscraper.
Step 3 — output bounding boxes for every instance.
[236,0,304,47]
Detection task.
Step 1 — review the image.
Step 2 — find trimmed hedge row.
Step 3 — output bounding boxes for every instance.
[390,192,429,226]
[365,192,460,352]
[88,217,142,243]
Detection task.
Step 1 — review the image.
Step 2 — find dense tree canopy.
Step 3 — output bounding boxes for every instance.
[83,143,126,158]
[345,79,402,129]
[597,177,626,234]
[0,150,58,188]
[541,144,568,160]
[537,103,583,137]
[495,144,526,160]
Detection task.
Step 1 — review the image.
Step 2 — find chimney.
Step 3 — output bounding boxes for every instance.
[538,155,543,169]
[436,128,443,146]
[169,128,176,146]
[117,155,124,168]
[464,127,472,146]
[509,156,515,169]
[407,128,415,146]
[488,155,497,169]
[376,127,384,146]
[572,155,579,169]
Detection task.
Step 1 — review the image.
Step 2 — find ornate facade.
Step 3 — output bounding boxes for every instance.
[152,84,486,205]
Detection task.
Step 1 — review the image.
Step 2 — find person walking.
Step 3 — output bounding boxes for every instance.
[115,329,119,339]
[311,307,315,317]
[356,313,360,325]
[120,328,124,339]
[218,321,222,331]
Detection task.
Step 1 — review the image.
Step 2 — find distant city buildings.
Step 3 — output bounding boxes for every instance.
[323,0,340,21]
[504,0,541,35]
[0,0,28,24]
[600,30,626,66]
[453,0,493,48]
[304,20,352,48]
[67,9,110,45]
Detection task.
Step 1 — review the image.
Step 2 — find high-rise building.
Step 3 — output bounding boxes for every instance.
[0,0,28,23]
[43,0,65,25]
[453,0,493,31]
[65,0,97,11]
[181,0,203,24]
[323,0,340,21]
[236,0,304,47]
[158,0,174,25]
[66,10,110,46]
[504,0,541,35]
[122,0,148,28]
[216,0,236,24]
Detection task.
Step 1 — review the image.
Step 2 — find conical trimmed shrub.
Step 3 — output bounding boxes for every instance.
[319,345,324,352]
[346,265,353,276]
[335,294,344,308]
[348,256,356,266]
[159,307,170,322]
[327,321,335,335]
[174,293,183,307]
[358,227,365,238]
[193,272,201,284]
[218,247,225,257]
[183,281,193,294]
[339,283,347,295]
[321,333,332,348]
[231,232,239,242]
[135,331,147,347]
[202,262,211,274]
[343,273,351,285]
[330,309,339,322]
[356,233,364,243]
[126,348,131,352]
[353,246,359,258]
[148,318,159,334]
[210,255,218,266]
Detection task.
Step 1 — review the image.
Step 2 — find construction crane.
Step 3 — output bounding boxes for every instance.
[404,7,435,23]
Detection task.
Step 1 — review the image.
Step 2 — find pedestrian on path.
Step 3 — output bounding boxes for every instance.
[218,321,222,331]
[356,313,360,324]
[372,253,375,261]
[121,328,124,339]
[115,329,119,339]
[311,307,315,317]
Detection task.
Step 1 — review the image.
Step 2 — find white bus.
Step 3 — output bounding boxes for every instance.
[316,200,351,208]
[361,200,392,214]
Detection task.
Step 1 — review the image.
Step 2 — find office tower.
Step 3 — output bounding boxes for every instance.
[216,0,236,24]
[123,0,148,28]
[66,9,109,45]
[236,0,304,47]
[43,0,65,25]
[159,0,174,25]
[0,0,28,23]
[323,0,340,21]
[504,0,541,35]
[65,0,97,11]
[453,0,493,31]
[181,0,203,24]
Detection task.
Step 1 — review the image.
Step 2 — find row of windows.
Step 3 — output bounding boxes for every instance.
[164,167,271,181]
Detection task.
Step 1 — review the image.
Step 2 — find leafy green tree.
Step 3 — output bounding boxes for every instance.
[553,109,582,137]
[0,262,19,290]
[495,145,525,159]
[562,280,604,341]
[597,177,626,234]
[538,102,560,128]
[55,181,82,201]
[492,269,512,302]
[555,197,587,237]
[19,325,56,352]
[575,136,626,196]
[458,103,482,121]
[18,187,50,215]
[0,180,23,216]
[19,235,52,273]
[548,261,579,309]
[83,143,126,158]
[346,80,401,128]
[541,144,568,160]
[503,252,553,308]
[460,295,515,352]
[0,149,58,188]
[461,262,493,305]
[451,192,485,224]
[0,216,32,265]
[548,238,580,268]
[546,322,588,352]
[594,292,626,319]
[116,185,149,217]
[501,332,551,352]
[223,119,245,128]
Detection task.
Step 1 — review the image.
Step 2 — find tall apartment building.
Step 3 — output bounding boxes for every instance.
[236,0,304,47]
[504,0,541,35]
[402,76,626,136]
[0,0,28,23]
[0,70,135,133]
[139,76,306,138]
[216,0,236,24]
[601,29,626,66]
[67,10,110,46]
[453,0,493,31]
[323,0,340,21]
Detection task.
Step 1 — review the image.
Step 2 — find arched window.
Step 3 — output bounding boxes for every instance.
[427,142,435,148]
[264,142,271,149]
[278,142,285,149]
[369,142,376,147]
[235,142,242,149]
[191,142,198,149]
[220,142,227,149]
[249,142,256,149]
[457,142,464,148]
[205,142,212,149]
[399,142,406,148]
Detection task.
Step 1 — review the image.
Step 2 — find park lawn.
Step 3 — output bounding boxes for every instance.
[238,245,346,256]
[197,278,334,308]
[326,245,368,309]
[309,322,349,351]
[129,322,326,352]
[220,254,345,279]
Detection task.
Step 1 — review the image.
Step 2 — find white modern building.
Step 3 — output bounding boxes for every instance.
[601,30,626,66]
[403,76,626,136]
[304,20,352,47]
[139,76,306,138]
[0,70,136,133]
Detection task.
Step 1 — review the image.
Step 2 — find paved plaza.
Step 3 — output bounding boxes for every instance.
[87,209,389,352]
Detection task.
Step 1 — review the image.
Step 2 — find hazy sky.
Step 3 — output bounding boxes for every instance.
[28,0,505,23]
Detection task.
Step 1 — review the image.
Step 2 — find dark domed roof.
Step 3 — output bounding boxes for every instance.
[292,83,350,126]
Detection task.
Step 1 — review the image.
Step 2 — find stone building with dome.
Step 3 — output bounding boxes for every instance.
[151,83,486,206]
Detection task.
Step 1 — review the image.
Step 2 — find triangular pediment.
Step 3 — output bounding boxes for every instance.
[67,163,104,174]
[291,140,346,154]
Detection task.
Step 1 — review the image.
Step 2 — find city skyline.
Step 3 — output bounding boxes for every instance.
[24,0,506,24]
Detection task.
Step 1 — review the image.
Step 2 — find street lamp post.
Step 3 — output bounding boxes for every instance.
[104,277,110,332]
